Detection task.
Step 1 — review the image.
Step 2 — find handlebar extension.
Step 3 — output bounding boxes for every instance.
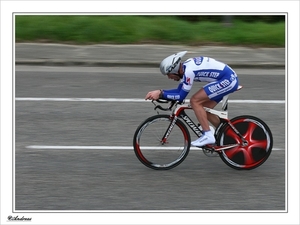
[152,99,180,111]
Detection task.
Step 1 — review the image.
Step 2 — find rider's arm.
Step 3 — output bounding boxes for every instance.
[161,82,189,102]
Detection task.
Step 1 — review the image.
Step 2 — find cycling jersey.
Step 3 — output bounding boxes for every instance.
[161,56,239,103]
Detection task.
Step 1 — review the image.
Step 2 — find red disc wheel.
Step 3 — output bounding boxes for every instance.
[216,115,273,170]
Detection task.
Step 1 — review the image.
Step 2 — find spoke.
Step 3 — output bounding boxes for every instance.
[244,122,257,142]
[225,128,241,143]
[242,148,256,165]
[248,139,268,150]
[223,146,240,158]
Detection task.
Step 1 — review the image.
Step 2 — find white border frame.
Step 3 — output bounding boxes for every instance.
[1,1,299,225]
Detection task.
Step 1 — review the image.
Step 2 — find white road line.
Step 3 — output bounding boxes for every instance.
[15,98,285,104]
[19,97,284,152]
[26,145,284,151]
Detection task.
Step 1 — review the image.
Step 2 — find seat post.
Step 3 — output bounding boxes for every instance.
[221,85,242,112]
[221,95,229,111]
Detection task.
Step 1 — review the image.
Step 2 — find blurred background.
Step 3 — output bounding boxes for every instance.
[14,15,286,213]
[15,15,285,47]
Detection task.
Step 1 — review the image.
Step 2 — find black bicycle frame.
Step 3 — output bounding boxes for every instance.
[179,111,202,137]
[161,110,202,143]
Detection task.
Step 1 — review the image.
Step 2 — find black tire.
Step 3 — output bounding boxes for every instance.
[133,115,191,170]
[216,115,273,170]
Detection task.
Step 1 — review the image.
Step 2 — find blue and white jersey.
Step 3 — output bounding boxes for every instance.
[162,56,238,103]
[182,56,235,92]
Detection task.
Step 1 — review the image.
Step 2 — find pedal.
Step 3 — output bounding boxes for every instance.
[202,144,220,157]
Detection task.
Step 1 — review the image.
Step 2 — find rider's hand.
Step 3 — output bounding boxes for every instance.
[145,90,161,100]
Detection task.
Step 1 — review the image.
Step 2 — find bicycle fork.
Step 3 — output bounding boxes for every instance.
[160,116,178,145]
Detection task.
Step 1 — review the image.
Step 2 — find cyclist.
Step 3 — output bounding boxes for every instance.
[145,51,239,147]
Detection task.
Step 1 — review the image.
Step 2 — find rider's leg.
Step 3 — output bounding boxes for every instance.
[207,113,220,128]
[190,89,219,129]
[190,89,210,130]
[190,89,216,146]
[203,101,220,128]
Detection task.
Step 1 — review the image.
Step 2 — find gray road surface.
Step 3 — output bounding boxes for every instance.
[15,43,285,69]
[15,66,286,211]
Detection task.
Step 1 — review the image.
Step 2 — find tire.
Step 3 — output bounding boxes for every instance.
[133,115,191,170]
[216,115,273,170]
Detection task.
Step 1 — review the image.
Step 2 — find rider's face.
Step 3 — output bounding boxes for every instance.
[167,73,181,81]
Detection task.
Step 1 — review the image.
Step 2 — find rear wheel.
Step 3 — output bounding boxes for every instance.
[216,115,273,170]
[133,115,191,170]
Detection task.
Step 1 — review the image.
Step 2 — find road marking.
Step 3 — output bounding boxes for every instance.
[19,97,284,152]
[26,145,284,151]
[15,98,285,104]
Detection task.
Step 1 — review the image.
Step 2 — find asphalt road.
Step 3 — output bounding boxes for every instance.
[14,66,286,211]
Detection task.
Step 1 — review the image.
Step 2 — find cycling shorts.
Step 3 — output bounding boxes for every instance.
[203,73,239,103]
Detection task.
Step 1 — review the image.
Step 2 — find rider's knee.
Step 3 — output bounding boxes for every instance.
[190,96,202,107]
[190,96,196,106]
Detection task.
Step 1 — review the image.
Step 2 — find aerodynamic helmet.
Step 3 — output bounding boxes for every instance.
[159,51,187,75]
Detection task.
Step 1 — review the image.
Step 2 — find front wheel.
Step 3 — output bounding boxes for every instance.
[133,115,191,170]
[216,115,273,170]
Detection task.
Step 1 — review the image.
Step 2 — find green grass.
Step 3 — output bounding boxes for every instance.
[15,15,285,47]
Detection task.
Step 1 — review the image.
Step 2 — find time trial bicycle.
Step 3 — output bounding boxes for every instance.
[133,85,273,170]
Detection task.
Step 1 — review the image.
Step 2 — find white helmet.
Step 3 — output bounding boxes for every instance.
[159,51,187,75]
